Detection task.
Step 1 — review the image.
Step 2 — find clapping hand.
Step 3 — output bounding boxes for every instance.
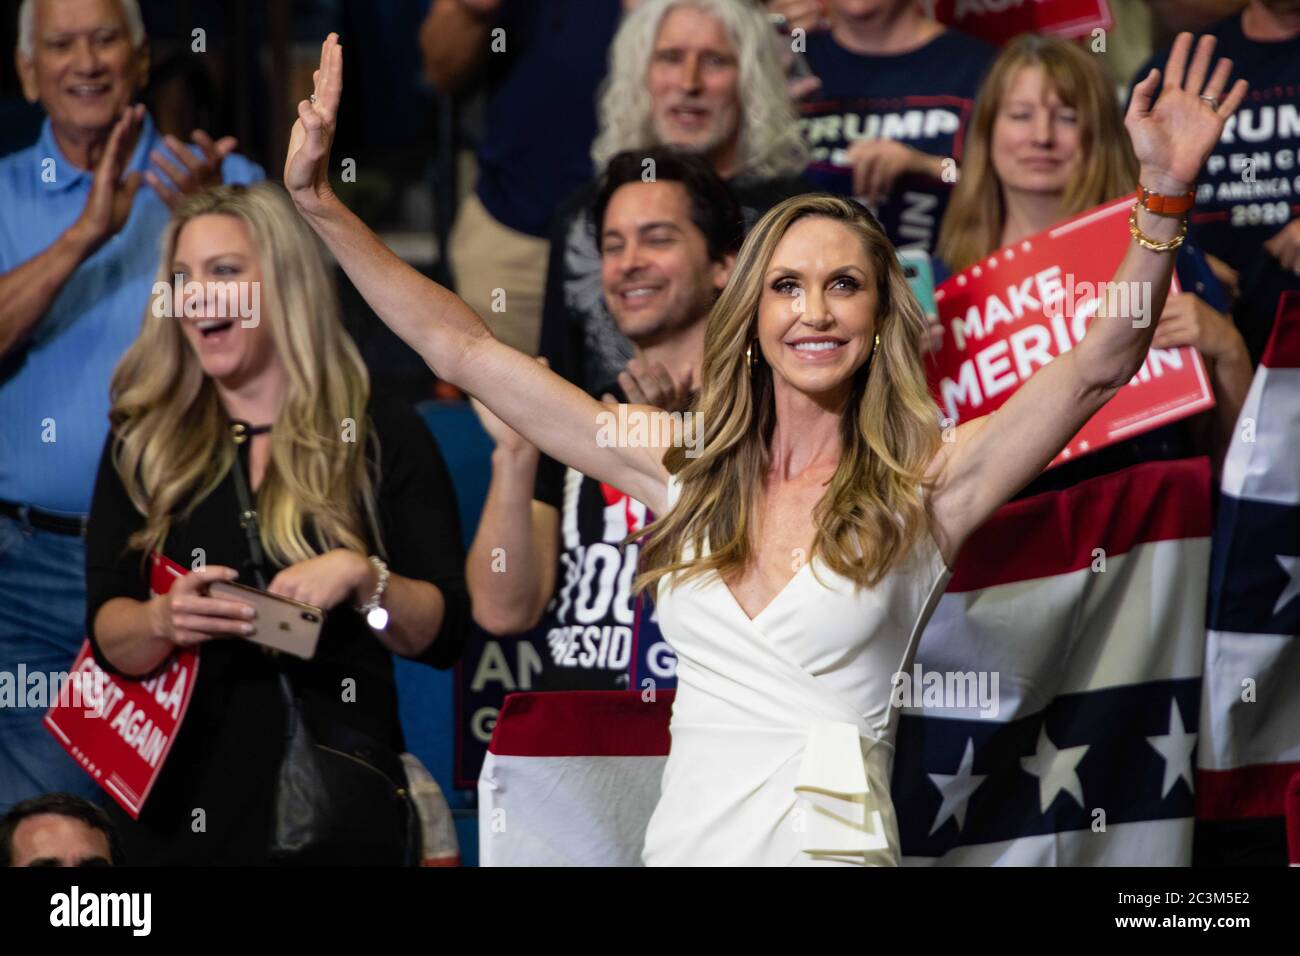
[605,356,696,413]
[72,103,144,252]
[145,129,238,209]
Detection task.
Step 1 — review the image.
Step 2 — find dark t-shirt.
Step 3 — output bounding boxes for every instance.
[1131,14,1300,274]
[538,173,814,393]
[85,389,468,865]
[528,382,674,690]
[474,0,622,237]
[799,27,995,254]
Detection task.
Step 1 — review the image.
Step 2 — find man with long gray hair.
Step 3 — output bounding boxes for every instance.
[537,0,813,395]
[0,0,262,814]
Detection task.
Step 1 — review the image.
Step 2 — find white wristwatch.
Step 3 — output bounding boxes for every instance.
[355,555,390,630]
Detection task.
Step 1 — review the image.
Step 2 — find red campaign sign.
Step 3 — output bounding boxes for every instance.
[44,553,199,819]
[931,0,1112,45]
[925,195,1215,469]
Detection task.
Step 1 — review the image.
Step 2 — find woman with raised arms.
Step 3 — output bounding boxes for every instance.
[283,33,1245,866]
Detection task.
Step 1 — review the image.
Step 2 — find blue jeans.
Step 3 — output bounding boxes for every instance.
[0,514,102,814]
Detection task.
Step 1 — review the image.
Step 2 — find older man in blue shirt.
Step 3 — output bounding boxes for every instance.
[0,0,263,812]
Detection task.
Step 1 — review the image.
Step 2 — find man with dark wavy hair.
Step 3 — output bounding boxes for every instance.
[537,0,813,397]
[467,148,742,693]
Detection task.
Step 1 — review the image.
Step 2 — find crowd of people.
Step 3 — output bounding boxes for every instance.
[1,0,1296,866]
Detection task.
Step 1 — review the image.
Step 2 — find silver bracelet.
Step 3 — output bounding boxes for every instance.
[355,555,390,630]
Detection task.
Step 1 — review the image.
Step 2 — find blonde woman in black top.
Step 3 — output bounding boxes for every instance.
[85,182,467,864]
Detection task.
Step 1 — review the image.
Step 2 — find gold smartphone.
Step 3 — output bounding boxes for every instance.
[209,580,326,660]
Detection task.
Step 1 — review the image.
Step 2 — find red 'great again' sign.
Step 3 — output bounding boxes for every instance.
[924,196,1215,469]
[45,553,199,819]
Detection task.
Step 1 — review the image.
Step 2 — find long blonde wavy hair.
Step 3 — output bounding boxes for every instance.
[591,0,810,182]
[636,193,942,598]
[936,34,1138,272]
[109,182,382,568]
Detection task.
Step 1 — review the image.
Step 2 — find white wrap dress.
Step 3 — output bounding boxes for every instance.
[642,473,953,866]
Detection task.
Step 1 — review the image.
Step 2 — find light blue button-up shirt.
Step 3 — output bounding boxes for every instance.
[0,113,264,514]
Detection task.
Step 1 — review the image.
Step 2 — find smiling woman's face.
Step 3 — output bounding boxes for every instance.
[757,216,879,402]
[171,213,277,390]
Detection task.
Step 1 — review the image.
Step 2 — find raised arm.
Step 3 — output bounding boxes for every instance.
[926,33,1248,566]
[284,35,673,515]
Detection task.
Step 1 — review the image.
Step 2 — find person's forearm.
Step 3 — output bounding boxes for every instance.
[298,195,490,384]
[467,448,547,634]
[916,150,948,181]
[420,0,496,93]
[0,225,96,358]
[1074,202,1184,394]
[1203,337,1255,475]
[92,596,174,679]
[365,574,447,658]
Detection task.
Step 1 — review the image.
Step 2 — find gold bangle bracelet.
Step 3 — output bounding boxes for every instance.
[1128,202,1187,253]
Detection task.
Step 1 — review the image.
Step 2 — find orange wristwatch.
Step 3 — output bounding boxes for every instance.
[1136,183,1195,215]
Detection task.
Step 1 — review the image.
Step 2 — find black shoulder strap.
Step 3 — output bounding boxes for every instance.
[228,432,269,590]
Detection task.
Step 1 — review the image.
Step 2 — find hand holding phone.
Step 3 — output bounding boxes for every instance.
[897,249,942,354]
[151,565,257,648]
[209,580,326,660]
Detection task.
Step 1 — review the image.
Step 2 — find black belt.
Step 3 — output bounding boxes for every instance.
[0,500,87,537]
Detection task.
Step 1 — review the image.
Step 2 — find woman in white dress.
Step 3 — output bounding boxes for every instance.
[282,32,1245,866]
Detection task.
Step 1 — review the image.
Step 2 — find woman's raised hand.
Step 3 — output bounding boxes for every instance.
[285,33,342,213]
[1126,32,1247,196]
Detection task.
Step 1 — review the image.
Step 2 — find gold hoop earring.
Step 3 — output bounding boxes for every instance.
[746,341,757,371]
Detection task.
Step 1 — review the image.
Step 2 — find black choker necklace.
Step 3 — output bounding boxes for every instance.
[229,420,272,444]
